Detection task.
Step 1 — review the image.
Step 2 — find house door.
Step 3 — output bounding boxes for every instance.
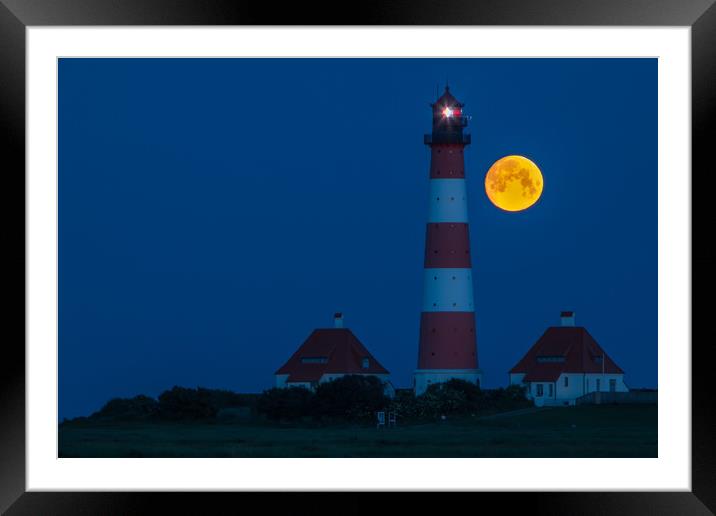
[609,379,616,392]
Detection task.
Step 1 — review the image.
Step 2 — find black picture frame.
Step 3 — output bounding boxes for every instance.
[2,1,714,514]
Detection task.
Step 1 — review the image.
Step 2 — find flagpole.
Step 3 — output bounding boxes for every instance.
[602,352,605,395]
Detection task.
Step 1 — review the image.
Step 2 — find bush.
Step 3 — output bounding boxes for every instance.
[419,379,481,418]
[193,387,256,412]
[90,395,159,421]
[482,385,531,410]
[389,381,532,422]
[155,386,258,421]
[503,384,528,401]
[441,378,483,405]
[311,375,389,423]
[157,386,218,420]
[388,389,421,421]
[85,387,260,423]
[256,386,314,422]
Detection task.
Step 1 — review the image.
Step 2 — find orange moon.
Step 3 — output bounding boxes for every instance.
[484,155,544,212]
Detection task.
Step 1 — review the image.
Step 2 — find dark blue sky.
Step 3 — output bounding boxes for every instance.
[59,58,657,419]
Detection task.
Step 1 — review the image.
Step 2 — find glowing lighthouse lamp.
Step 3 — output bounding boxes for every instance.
[441,106,461,118]
[414,86,482,395]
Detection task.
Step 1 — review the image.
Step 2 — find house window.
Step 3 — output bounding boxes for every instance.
[536,356,566,363]
[596,379,601,391]
[564,376,569,387]
[548,384,553,397]
[362,358,370,369]
[301,357,328,364]
[610,379,616,392]
[536,384,543,397]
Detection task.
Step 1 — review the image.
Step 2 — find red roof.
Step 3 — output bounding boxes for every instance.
[275,328,389,383]
[509,327,624,382]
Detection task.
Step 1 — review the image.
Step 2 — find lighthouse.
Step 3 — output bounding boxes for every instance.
[414,86,482,395]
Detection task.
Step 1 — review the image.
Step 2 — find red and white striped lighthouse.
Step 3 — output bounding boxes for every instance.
[414,86,482,395]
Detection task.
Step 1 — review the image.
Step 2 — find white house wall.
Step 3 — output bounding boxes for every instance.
[582,373,629,393]
[285,381,312,390]
[512,373,628,406]
[556,373,586,400]
[275,374,289,388]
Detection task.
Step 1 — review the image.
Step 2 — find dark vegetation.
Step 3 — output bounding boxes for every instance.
[59,380,656,458]
[63,377,530,427]
[58,404,658,458]
[390,380,530,422]
[258,375,389,423]
[256,377,530,424]
[69,386,259,424]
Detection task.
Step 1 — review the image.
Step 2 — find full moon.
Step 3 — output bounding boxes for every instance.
[485,155,544,212]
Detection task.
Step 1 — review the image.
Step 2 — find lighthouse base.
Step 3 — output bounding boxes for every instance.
[413,369,483,396]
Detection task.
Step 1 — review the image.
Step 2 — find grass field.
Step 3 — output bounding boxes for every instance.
[58,404,657,458]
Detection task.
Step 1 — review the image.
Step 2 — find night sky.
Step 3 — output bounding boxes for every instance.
[59,58,657,419]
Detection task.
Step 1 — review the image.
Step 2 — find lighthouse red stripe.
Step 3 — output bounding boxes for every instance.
[424,223,472,268]
[430,145,466,179]
[417,312,479,369]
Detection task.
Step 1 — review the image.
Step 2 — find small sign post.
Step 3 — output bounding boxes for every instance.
[376,411,385,429]
[388,412,396,428]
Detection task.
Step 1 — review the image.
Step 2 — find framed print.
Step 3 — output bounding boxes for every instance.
[2,0,714,514]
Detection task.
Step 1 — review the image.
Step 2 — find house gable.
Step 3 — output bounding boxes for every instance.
[276,328,389,384]
[510,327,624,382]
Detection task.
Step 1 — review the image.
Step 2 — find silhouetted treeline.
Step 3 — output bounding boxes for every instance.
[390,380,530,421]
[62,378,531,426]
[257,375,389,423]
[255,377,531,424]
[63,387,258,424]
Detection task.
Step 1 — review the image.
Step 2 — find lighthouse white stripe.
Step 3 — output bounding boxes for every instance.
[422,268,475,312]
[427,179,469,223]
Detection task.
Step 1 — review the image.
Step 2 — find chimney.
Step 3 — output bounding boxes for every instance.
[561,311,575,327]
[334,312,344,328]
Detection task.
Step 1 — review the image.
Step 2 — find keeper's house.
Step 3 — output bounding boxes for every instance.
[275,313,392,394]
[509,312,628,406]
